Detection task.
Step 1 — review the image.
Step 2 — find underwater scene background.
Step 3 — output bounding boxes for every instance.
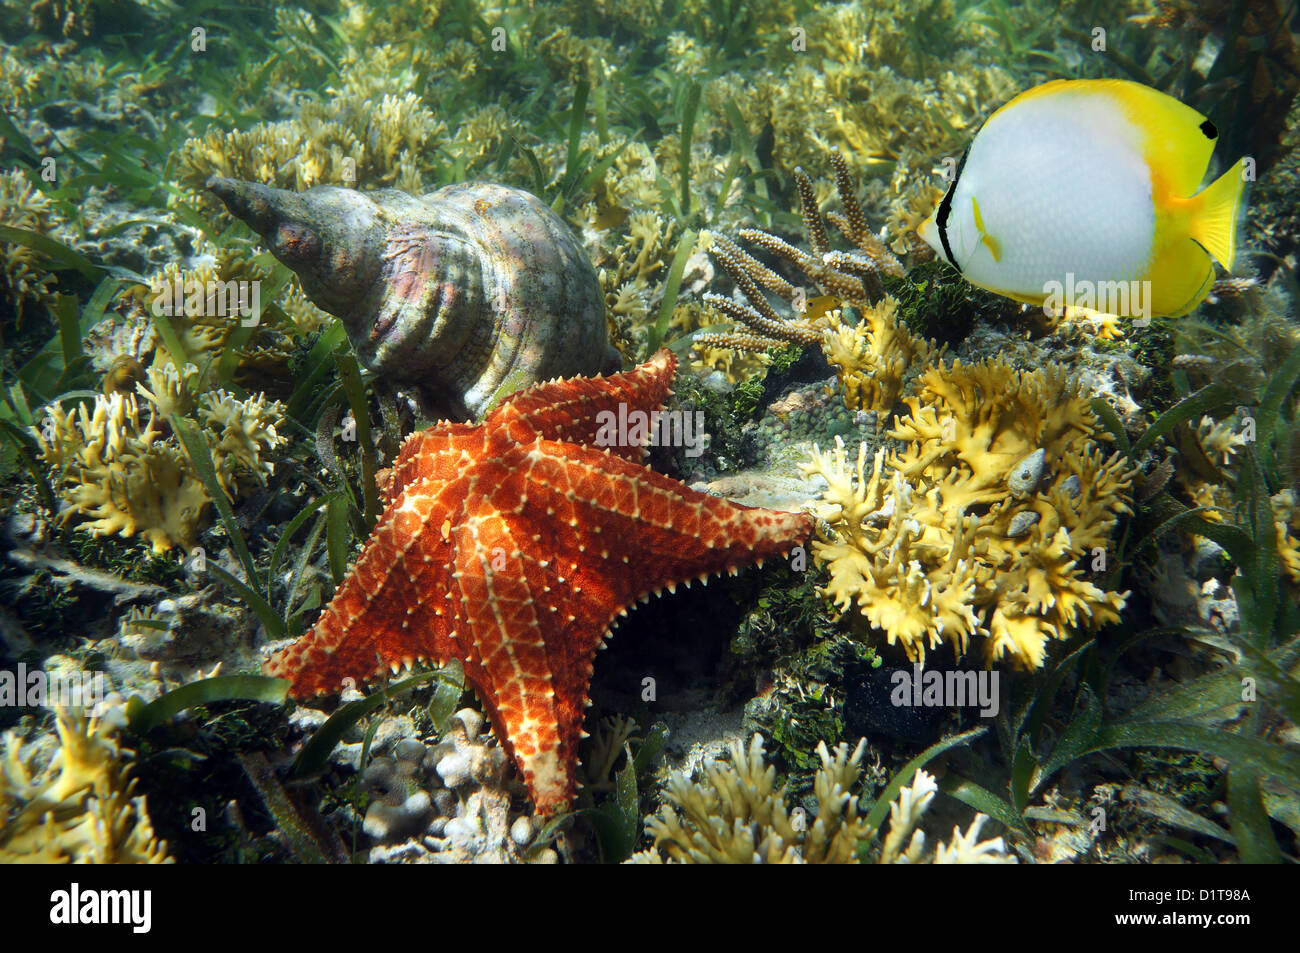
[1,0,1298,866]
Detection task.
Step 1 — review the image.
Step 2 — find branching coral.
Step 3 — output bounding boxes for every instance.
[704,0,1016,183]
[876,767,1009,864]
[1,168,59,320]
[821,294,940,414]
[538,25,618,85]
[627,734,1011,864]
[116,242,315,394]
[34,368,287,553]
[884,159,946,257]
[177,54,444,196]
[0,709,170,863]
[28,0,96,39]
[134,360,197,419]
[35,392,212,554]
[200,390,286,495]
[0,46,45,108]
[589,141,665,226]
[696,150,904,355]
[334,0,447,54]
[1273,490,1300,584]
[629,734,873,863]
[803,358,1135,668]
[1196,415,1250,468]
[596,209,677,335]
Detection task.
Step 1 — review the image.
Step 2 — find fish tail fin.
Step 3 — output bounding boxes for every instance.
[1188,157,1249,273]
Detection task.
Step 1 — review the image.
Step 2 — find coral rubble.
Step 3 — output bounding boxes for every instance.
[364,709,557,865]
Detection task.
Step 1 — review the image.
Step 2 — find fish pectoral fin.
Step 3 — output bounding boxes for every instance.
[970,196,1002,263]
[1188,156,1248,273]
[981,232,1003,263]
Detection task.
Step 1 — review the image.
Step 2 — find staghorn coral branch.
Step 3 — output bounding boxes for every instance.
[793,166,831,257]
[701,258,821,347]
[697,294,787,344]
[717,231,800,301]
[823,250,886,302]
[825,150,904,278]
[828,150,869,246]
[693,330,793,352]
[695,150,904,357]
[735,229,817,297]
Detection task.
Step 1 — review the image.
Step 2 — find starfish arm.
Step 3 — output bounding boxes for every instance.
[517,439,814,605]
[264,350,812,817]
[380,422,484,504]
[502,439,812,800]
[490,349,677,460]
[453,437,811,816]
[265,476,470,697]
[450,491,576,813]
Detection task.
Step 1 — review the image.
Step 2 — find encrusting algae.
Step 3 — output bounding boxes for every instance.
[803,358,1135,669]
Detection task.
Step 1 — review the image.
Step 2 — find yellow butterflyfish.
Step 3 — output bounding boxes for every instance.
[918,78,1249,319]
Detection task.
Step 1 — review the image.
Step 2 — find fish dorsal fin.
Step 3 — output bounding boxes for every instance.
[984,78,1073,124]
[989,79,1218,199]
[1098,79,1218,198]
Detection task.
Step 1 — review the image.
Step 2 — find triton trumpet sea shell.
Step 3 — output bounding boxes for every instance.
[207,176,611,419]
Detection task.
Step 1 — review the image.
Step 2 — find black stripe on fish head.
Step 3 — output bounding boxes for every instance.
[936,143,970,272]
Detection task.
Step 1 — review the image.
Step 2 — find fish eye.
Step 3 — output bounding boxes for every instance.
[1199,119,1217,140]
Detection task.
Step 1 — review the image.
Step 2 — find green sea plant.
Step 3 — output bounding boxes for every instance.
[290,667,462,778]
[124,675,289,734]
[118,673,319,864]
[582,719,666,863]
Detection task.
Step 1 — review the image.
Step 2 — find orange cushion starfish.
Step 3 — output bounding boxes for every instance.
[266,350,812,814]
